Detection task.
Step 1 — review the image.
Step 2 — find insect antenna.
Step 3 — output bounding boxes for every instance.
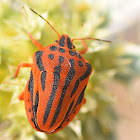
[72,37,111,43]
[30,8,60,38]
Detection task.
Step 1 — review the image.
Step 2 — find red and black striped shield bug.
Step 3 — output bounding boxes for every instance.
[14,8,111,134]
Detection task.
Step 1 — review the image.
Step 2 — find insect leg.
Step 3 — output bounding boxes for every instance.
[18,91,25,100]
[14,63,32,78]
[28,32,44,50]
[83,98,86,104]
[79,40,88,54]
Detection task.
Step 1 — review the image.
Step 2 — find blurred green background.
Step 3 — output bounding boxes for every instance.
[0,0,140,140]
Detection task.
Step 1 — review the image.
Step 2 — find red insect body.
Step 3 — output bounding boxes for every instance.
[14,8,110,134]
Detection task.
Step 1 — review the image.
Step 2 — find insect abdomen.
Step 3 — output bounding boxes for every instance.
[25,47,92,133]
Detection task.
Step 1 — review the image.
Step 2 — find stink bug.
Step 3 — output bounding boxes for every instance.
[14,8,111,134]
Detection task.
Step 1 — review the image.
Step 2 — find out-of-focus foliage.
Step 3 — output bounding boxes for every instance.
[0,0,139,140]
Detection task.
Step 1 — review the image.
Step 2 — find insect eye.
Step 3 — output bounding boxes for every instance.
[54,40,58,43]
